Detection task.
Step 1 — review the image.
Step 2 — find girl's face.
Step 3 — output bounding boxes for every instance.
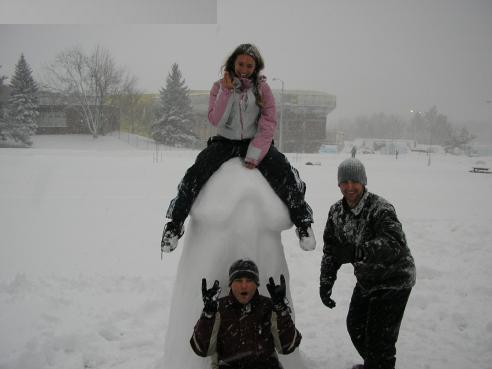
[234,54,256,78]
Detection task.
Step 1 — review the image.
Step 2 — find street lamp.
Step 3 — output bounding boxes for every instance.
[427,116,433,167]
[272,77,284,151]
[410,109,432,166]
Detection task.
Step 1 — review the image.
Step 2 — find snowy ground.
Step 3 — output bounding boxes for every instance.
[1,134,492,369]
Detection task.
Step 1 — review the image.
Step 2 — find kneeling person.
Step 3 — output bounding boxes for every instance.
[190,259,302,369]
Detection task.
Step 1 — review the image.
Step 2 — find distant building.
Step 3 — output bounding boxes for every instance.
[1,89,120,136]
[36,91,119,134]
[277,90,336,153]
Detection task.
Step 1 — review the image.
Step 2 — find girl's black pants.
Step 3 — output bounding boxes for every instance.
[166,136,313,227]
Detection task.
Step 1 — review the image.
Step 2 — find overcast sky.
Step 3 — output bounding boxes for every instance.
[0,0,217,24]
[1,0,491,124]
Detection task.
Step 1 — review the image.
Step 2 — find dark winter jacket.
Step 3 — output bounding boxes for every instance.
[321,190,416,293]
[190,291,301,369]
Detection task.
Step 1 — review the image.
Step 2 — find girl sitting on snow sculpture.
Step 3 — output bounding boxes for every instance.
[161,43,315,253]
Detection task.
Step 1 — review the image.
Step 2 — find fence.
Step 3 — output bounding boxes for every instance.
[109,130,201,162]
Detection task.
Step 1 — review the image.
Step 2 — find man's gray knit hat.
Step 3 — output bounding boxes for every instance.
[338,158,367,185]
[228,259,260,286]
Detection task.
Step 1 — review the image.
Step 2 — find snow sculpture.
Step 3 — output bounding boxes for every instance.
[160,157,307,369]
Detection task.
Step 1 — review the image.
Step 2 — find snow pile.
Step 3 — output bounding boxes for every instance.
[160,158,305,369]
[0,275,170,369]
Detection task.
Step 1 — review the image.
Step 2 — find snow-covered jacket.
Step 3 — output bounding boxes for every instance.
[321,190,416,293]
[190,291,301,369]
[207,77,277,166]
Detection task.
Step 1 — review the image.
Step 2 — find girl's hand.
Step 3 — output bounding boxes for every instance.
[222,71,234,90]
[244,160,256,169]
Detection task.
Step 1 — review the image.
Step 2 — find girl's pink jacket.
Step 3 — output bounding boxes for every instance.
[207,77,277,166]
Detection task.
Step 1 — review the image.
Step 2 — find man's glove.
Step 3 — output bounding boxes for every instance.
[266,274,290,314]
[320,284,336,309]
[201,278,221,317]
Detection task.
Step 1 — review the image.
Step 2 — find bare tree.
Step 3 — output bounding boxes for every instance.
[45,45,124,137]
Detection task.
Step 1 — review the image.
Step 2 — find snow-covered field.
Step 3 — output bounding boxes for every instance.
[1,134,492,369]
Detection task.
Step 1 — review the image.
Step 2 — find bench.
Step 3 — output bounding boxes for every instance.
[470,167,491,174]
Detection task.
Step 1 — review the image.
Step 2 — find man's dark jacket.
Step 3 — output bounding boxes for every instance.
[321,190,416,292]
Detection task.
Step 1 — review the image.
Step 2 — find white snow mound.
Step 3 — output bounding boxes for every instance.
[160,157,305,369]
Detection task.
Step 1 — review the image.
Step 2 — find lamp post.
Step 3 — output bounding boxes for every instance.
[410,109,432,166]
[427,116,433,167]
[272,77,284,151]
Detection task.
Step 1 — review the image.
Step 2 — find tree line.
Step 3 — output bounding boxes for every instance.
[329,107,475,153]
[1,45,198,147]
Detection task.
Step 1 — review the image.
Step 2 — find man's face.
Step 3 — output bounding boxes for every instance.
[339,180,364,208]
[231,277,257,305]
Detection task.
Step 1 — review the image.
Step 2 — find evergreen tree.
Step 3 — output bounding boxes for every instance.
[444,126,475,154]
[424,106,452,146]
[409,106,452,145]
[7,54,39,146]
[0,66,8,140]
[151,63,198,147]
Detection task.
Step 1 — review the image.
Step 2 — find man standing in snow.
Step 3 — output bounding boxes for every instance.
[190,259,302,369]
[319,158,416,369]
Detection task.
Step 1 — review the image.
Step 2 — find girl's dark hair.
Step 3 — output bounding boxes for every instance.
[223,43,265,107]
